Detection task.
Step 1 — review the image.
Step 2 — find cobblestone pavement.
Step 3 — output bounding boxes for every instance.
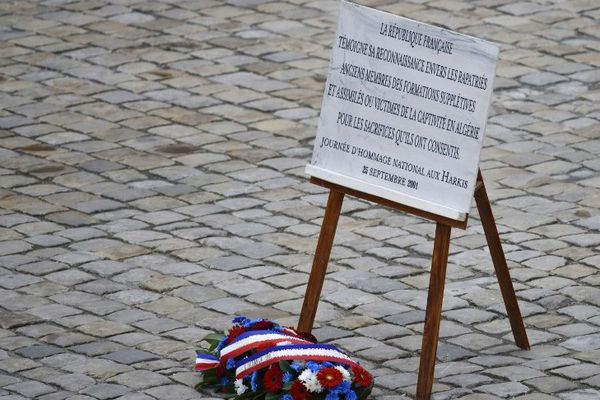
[0,0,599,399]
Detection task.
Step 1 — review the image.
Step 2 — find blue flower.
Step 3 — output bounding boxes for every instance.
[226,358,235,370]
[326,391,340,400]
[331,381,351,394]
[306,361,322,372]
[282,395,293,400]
[345,390,357,400]
[283,372,293,383]
[219,377,229,386]
[290,362,304,372]
[251,371,259,392]
[233,316,249,325]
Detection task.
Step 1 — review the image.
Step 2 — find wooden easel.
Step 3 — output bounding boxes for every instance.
[297,170,530,400]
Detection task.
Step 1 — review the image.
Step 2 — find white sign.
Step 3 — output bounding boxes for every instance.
[306,0,499,221]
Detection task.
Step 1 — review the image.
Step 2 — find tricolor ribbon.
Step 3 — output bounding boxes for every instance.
[235,344,359,379]
[220,330,312,361]
[195,353,220,371]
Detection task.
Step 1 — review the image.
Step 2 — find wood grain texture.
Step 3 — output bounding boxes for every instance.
[416,222,451,400]
[297,189,345,333]
[475,171,530,350]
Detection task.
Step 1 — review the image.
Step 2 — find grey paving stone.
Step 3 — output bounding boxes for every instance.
[3,380,55,397]
[45,270,95,286]
[14,345,64,359]
[47,373,95,391]
[80,260,133,277]
[77,279,128,295]
[81,383,129,399]
[385,310,426,326]
[133,318,186,334]
[72,199,124,213]
[377,372,419,390]
[0,311,42,329]
[0,274,43,289]
[552,363,600,379]
[477,381,530,397]
[144,384,198,399]
[487,365,546,381]
[448,333,504,351]
[42,332,95,347]
[525,376,578,393]
[16,261,67,275]
[77,321,134,338]
[559,390,600,400]
[439,373,492,388]
[107,370,171,390]
[324,288,380,309]
[140,275,188,292]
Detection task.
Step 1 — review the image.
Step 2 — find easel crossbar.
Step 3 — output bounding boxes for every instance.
[310,177,468,229]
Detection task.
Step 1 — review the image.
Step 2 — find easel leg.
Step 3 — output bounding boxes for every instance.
[475,172,530,350]
[297,190,344,333]
[416,223,451,400]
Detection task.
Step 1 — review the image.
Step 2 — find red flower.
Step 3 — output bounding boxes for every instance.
[316,367,343,388]
[263,365,283,393]
[252,320,274,330]
[225,325,246,344]
[352,365,372,388]
[290,380,311,400]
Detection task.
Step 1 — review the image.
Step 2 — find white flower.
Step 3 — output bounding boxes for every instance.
[298,369,324,393]
[235,379,247,395]
[335,365,351,382]
[298,369,312,382]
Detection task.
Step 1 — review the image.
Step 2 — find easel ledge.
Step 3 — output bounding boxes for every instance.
[298,169,529,400]
[309,176,470,229]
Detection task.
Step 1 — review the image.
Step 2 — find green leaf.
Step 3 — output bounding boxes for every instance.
[203,374,218,386]
[278,360,294,373]
[356,382,374,400]
[195,381,205,390]
[246,392,266,400]
[203,369,217,379]
[235,391,256,400]
[203,332,226,343]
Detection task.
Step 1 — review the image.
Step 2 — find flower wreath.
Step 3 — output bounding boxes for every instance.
[195,316,373,400]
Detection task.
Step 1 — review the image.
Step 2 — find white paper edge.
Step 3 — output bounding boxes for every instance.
[305,164,467,221]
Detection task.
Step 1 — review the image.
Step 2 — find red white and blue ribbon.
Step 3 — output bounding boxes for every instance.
[235,344,359,379]
[220,330,312,361]
[195,353,219,371]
